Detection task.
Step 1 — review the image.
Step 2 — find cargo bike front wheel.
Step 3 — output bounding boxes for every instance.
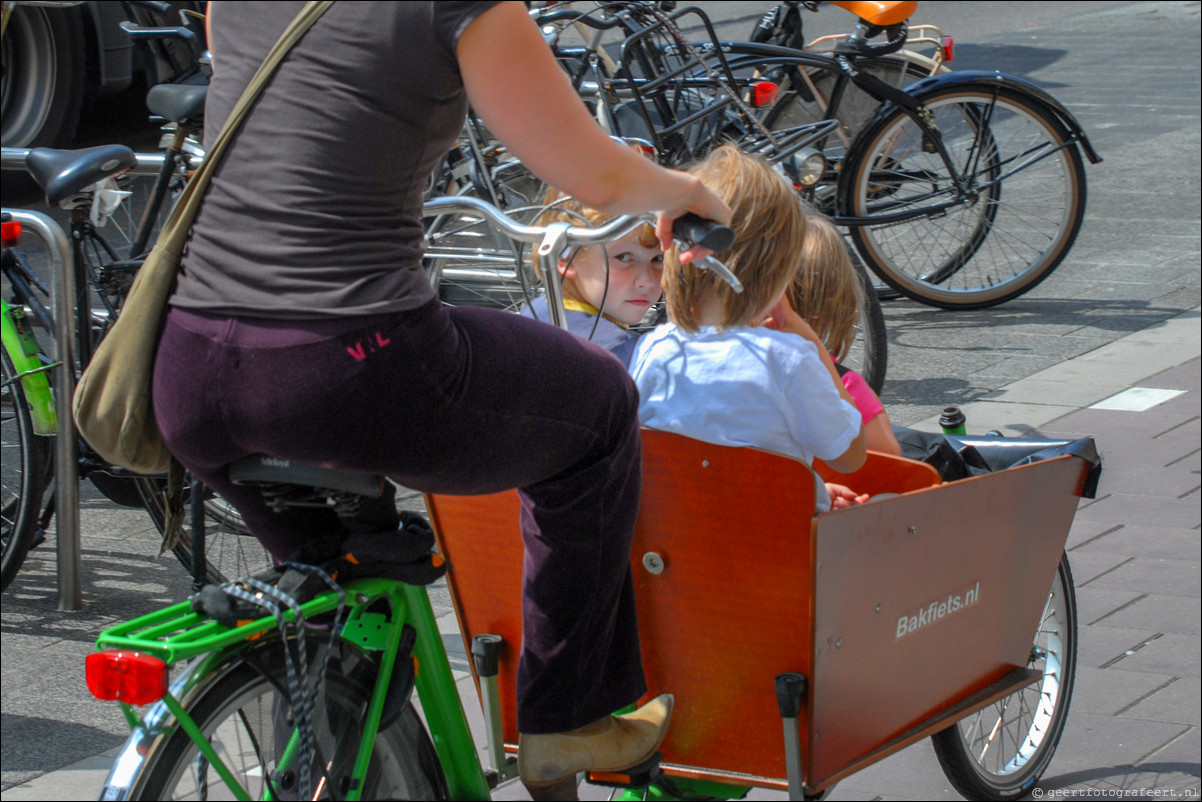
[932,554,1077,800]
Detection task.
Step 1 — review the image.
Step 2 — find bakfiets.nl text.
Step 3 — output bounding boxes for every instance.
[897,581,980,639]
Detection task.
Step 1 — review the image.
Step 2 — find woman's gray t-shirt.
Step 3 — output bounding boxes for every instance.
[173,1,500,319]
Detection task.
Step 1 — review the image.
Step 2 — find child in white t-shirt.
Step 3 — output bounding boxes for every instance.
[629,145,867,512]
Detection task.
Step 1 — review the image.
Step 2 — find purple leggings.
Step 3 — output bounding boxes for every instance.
[153,299,645,733]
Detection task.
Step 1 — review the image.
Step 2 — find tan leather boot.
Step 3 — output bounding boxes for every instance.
[518,693,674,800]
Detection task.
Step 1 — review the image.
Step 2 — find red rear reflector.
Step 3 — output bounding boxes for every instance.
[1,220,21,247]
[942,35,955,63]
[86,651,168,705]
[752,81,779,108]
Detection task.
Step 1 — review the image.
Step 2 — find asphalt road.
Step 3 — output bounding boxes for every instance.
[2,0,1199,794]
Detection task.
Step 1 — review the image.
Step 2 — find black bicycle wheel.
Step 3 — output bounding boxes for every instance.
[841,83,1087,309]
[136,474,273,586]
[131,635,448,800]
[758,54,938,302]
[931,554,1077,800]
[763,55,938,165]
[841,259,888,395]
[1,350,51,592]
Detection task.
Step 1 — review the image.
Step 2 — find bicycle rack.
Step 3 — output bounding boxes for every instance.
[1,208,81,610]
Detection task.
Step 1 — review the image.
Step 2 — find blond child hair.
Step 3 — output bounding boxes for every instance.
[662,144,808,332]
[786,212,866,364]
[529,187,659,281]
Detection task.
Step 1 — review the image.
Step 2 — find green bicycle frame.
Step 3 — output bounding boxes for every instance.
[1,296,57,435]
[97,577,492,801]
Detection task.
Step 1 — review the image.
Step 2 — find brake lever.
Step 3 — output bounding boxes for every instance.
[688,254,743,294]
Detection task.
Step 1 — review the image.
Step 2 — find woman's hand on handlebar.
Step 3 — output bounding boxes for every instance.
[655,177,732,264]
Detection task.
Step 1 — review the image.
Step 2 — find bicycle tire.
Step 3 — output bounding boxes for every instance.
[1,349,51,592]
[931,554,1077,800]
[841,83,1088,310]
[842,259,888,395]
[129,634,448,800]
[762,54,938,302]
[136,474,273,586]
[763,55,938,166]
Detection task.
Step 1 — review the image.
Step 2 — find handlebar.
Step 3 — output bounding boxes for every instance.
[420,196,741,330]
[421,196,733,263]
[422,195,655,249]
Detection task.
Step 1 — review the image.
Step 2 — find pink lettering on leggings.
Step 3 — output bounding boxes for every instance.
[347,332,392,362]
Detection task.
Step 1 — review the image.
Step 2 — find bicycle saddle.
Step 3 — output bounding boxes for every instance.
[25,145,138,206]
[828,1,916,26]
[228,455,384,498]
[146,83,208,125]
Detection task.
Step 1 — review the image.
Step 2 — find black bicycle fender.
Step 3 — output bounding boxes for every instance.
[863,69,1103,165]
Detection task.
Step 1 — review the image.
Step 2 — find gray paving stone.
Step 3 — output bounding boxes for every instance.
[1104,633,1202,678]
[1105,634,1202,678]
[1120,677,1202,727]
[1075,585,1145,627]
[1093,595,1202,636]
[1089,464,1201,499]
[1083,559,1202,598]
[1072,493,1200,531]
[1078,624,1167,671]
[1072,551,1141,587]
[1078,523,1201,562]
[1142,725,1201,769]
[1067,518,1124,550]
[1145,358,1202,389]
[1072,666,1178,717]
[1053,711,1192,777]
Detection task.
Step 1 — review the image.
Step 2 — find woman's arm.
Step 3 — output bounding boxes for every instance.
[455,3,730,254]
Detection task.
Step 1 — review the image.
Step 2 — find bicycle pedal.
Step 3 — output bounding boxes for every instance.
[584,752,664,789]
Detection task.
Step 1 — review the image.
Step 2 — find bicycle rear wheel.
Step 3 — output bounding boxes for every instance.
[1,350,51,592]
[931,554,1077,799]
[841,260,888,395]
[136,475,273,586]
[841,83,1087,309]
[129,635,448,800]
[763,55,938,166]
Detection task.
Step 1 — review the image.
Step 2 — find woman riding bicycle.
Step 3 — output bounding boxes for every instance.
[151,3,729,799]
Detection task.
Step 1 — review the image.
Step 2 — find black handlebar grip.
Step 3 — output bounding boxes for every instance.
[672,213,734,253]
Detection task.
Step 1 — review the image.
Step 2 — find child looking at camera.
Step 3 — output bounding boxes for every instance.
[522,189,664,366]
[629,144,867,512]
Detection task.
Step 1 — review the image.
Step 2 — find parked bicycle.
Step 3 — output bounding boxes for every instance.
[0,4,263,593]
[423,2,951,393]
[1,147,266,593]
[88,195,1101,801]
[430,1,1100,322]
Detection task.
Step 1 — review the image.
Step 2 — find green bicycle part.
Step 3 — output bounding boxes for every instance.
[160,692,254,802]
[345,583,409,802]
[1,297,57,435]
[402,580,492,800]
[340,609,395,651]
[614,777,752,801]
[96,576,492,800]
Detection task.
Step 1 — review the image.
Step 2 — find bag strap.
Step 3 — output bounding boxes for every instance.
[155,1,335,255]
